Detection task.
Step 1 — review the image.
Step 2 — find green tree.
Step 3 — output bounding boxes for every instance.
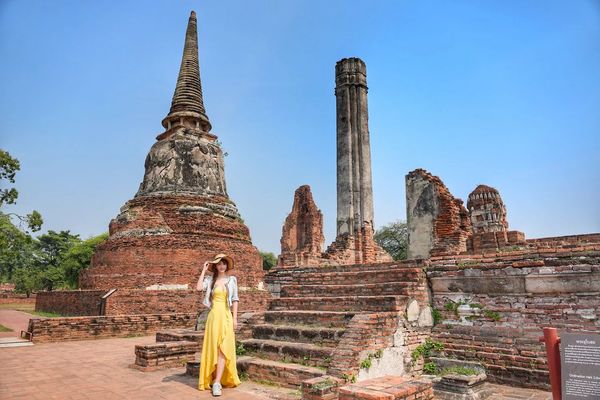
[61,233,108,288]
[0,149,43,232]
[35,230,81,291]
[12,266,40,297]
[0,213,39,282]
[374,220,408,261]
[260,251,277,271]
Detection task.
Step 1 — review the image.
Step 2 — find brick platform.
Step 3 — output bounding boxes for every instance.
[27,312,196,342]
[339,375,434,400]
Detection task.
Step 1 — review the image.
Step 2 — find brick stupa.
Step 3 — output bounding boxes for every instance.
[80,11,263,293]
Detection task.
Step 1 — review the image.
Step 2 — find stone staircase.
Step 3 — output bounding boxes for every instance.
[235,261,429,389]
[137,261,432,394]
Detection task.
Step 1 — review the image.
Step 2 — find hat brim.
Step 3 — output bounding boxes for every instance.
[209,255,234,270]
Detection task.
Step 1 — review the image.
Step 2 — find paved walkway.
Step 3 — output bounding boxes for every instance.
[0,309,32,338]
[0,334,299,400]
[486,384,551,400]
[0,307,552,400]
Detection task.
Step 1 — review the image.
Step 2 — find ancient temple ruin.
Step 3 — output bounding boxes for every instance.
[27,13,599,400]
[70,11,268,314]
[278,58,391,267]
[335,58,374,237]
[278,185,325,267]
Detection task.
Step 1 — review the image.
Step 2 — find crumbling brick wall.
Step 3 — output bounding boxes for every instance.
[35,290,105,316]
[427,245,600,390]
[406,169,471,259]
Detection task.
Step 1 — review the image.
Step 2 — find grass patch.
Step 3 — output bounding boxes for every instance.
[411,338,444,365]
[312,378,335,390]
[484,310,501,321]
[423,362,437,374]
[236,341,247,356]
[0,303,35,312]
[124,332,148,338]
[28,310,65,318]
[0,323,13,332]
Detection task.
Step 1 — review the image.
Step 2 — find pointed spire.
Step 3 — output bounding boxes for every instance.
[161,11,212,133]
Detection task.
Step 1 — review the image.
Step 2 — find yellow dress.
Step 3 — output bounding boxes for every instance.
[198,286,241,390]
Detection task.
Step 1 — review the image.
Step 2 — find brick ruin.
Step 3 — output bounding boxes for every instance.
[467,185,508,233]
[278,185,325,267]
[23,11,600,400]
[278,58,391,267]
[405,168,472,258]
[36,11,268,317]
[404,167,600,391]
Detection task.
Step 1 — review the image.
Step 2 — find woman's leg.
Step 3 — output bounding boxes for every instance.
[213,347,227,383]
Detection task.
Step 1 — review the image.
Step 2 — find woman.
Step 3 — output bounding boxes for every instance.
[196,253,241,396]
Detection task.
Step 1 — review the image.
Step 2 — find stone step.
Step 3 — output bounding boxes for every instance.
[133,340,198,371]
[268,263,425,286]
[251,323,345,346]
[339,375,434,400]
[240,338,334,369]
[156,328,203,343]
[269,295,408,312]
[273,260,423,274]
[264,310,356,328]
[237,356,326,389]
[280,281,419,298]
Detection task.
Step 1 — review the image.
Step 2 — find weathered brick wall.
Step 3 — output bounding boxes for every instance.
[81,195,265,290]
[525,233,600,248]
[105,288,271,315]
[35,290,105,316]
[406,169,472,259]
[427,246,600,390]
[328,312,432,380]
[0,296,36,304]
[27,312,196,343]
[0,291,36,304]
[35,288,271,316]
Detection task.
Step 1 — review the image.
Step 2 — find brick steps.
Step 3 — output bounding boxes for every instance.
[156,328,203,343]
[241,338,334,368]
[274,266,424,286]
[339,375,434,400]
[281,281,418,298]
[133,340,197,371]
[270,295,408,312]
[264,310,356,327]
[273,261,422,274]
[237,356,326,389]
[252,323,345,346]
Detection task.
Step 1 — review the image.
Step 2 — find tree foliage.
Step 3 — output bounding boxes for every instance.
[374,220,408,261]
[0,150,107,293]
[61,233,108,288]
[0,149,43,232]
[260,251,277,271]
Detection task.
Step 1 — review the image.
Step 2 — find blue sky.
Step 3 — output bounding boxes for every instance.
[1,0,599,254]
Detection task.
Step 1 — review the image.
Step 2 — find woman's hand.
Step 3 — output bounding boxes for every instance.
[233,319,238,330]
[202,261,210,273]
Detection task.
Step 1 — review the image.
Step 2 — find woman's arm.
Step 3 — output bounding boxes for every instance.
[232,300,239,329]
[196,261,210,291]
[231,276,239,329]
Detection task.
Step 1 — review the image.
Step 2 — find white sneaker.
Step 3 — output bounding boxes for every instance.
[212,382,222,396]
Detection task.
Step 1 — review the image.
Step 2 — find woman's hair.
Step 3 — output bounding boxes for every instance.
[209,260,230,297]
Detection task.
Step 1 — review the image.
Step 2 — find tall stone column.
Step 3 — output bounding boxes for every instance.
[335,57,374,236]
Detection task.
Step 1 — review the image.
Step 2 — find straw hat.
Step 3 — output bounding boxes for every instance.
[208,253,234,270]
